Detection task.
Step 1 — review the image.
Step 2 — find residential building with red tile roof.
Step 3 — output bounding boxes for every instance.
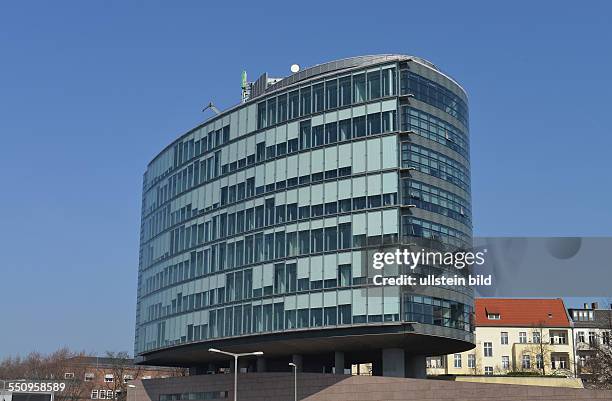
[427,298,575,378]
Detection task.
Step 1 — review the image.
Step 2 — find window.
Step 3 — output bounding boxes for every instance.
[289,90,299,119]
[105,374,114,383]
[339,76,351,106]
[85,373,94,382]
[311,229,323,253]
[536,354,543,370]
[299,120,311,150]
[278,93,287,122]
[64,372,74,379]
[91,391,99,400]
[453,354,462,368]
[300,86,311,116]
[353,116,366,138]
[500,332,508,345]
[467,354,475,368]
[313,82,324,112]
[324,227,337,251]
[338,118,351,141]
[325,79,337,109]
[338,223,352,249]
[502,356,510,370]
[551,331,568,345]
[367,112,381,135]
[552,356,568,370]
[484,366,493,376]
[312,125,324,147]
[522,354,531,369]
[338,264,351,287]
[487,313,500,320]
[325,122,337,144]
[256,142,266,162]
[382,67,396,96]
[123,374,133,383]
[483,342,492,357]
[267,98,277,126]
[257,102,266,129]
[603,331,610,345]
[367,70,381,99]
[533,331,541,344]
[519,332,527,343]
[589,331,597,346]
[353,73,365,103]
[578,331,585,343]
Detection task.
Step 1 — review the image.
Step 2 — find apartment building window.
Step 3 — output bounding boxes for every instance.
[467,354,475,368]
[589,332,597,346]
[603,331,610,345]
[123,374,134,383]
[502,356,510,370]
[551,331,567,345]
[573,310,594,321]
[484,342,493,357]
[427,357,443,369]
[104,374,114,383]
[536,354,544,370]
[533,331,541,344]
[578,332,585,343]
[454,354,462,368]
[487,313,500,320]
[64,372,74,379]
[84,373,94,381]
[552,356,568,369]
[500,332,508,345]
[522,354,531,369]
[484,366,493,375]
[91,390,99,400]
[519,332,527,343]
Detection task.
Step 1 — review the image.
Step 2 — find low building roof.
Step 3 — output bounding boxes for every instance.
[475,298,571,328]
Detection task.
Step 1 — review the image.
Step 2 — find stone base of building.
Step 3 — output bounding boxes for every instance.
[129,372,612,401]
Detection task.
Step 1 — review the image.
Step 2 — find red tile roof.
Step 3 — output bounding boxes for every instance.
[475,298,570,328]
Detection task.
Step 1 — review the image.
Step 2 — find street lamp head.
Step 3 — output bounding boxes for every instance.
[127,385,136,388]
[289,362,296,367]
[208,348,220,353]
[253,351,264,356]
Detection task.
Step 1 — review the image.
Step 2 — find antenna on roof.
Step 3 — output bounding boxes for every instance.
[202,102,220,115]
[241,71,251,103]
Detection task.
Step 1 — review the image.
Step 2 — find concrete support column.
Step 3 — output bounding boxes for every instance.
[238,358,250,372]
[405,354,427,379]
[382,348,405,377]
[334,351,345,374]
[256,356,267,372]
[207,362,216,374]
[292,354,303,372]
[372,359,383,376]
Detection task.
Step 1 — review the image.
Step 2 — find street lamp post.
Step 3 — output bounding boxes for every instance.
[208,348,263,401]
[288,363,297,401]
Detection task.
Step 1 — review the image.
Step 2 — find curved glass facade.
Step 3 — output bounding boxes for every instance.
[135,55,474,364]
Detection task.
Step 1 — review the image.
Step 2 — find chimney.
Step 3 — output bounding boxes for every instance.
[592,302,599,310]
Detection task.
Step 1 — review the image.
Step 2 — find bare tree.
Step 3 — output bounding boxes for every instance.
[0,348,92,401]
[583,314,612,389]
[525,322,553,376]
[99,352,142,401]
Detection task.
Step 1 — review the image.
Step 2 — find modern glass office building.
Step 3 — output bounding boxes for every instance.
[134,55,474,378]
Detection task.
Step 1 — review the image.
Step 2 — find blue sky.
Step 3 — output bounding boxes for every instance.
[1,1,611,358]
